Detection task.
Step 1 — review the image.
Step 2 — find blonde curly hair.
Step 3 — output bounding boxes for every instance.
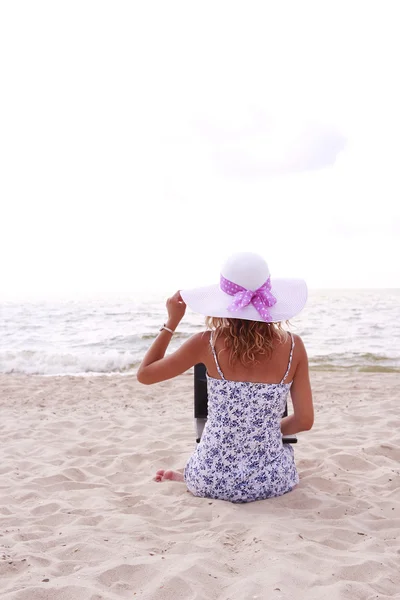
[205,317,288,367]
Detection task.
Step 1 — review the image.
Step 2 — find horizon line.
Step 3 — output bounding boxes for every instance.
[1,287,399,302]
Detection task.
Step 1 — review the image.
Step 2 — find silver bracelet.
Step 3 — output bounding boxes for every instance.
[159,324,175,334]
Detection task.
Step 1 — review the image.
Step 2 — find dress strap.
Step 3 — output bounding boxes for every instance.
[209,332,225,380]
[280,333,295,384]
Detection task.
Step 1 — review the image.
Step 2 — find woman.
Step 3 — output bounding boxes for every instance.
[137,252,314,503]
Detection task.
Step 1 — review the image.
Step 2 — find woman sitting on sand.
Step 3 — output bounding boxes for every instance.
[137,252,314,503]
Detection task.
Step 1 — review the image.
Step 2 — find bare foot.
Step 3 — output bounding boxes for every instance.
[154,469,184,483]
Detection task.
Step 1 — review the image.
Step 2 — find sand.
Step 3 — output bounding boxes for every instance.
[0,371,399,600]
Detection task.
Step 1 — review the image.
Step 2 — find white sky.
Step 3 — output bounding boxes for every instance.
[1,1,399,299]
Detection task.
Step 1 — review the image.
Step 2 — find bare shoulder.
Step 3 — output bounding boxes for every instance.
[292,333,306,348]
[189,330,211,346]
[185,330,211,353]
[292,334,308,359]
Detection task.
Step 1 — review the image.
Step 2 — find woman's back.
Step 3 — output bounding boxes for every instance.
[205,330,297,384]
[183,329,301,503]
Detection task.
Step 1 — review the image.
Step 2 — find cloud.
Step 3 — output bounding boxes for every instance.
[197,115,347,177]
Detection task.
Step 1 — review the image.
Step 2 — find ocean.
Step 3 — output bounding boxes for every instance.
[1,289,399,376]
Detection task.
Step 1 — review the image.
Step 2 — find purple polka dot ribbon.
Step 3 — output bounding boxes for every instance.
[220,274,277,321]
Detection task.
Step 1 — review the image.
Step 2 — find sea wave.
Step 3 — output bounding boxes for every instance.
[0,350,140,376]
[1,349,399,376]
[309,352,400,372]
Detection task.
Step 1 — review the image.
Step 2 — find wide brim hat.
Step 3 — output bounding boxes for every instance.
[181,252,307,323]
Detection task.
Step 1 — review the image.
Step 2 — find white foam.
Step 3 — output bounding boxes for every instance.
[0,349,138,376]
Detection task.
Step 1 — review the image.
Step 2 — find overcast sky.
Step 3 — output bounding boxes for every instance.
[1,1,399,299]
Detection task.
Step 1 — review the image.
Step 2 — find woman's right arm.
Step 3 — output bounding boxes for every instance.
[281,336,314,435]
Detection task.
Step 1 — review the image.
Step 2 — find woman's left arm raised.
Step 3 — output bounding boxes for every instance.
[136,291,208,385]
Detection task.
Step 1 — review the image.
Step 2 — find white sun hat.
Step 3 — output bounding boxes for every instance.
[180,252,307,323]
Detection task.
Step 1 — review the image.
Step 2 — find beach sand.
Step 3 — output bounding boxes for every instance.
[1,372,399,600]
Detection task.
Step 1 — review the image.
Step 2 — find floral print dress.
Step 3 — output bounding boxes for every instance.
[184,333,299,503]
